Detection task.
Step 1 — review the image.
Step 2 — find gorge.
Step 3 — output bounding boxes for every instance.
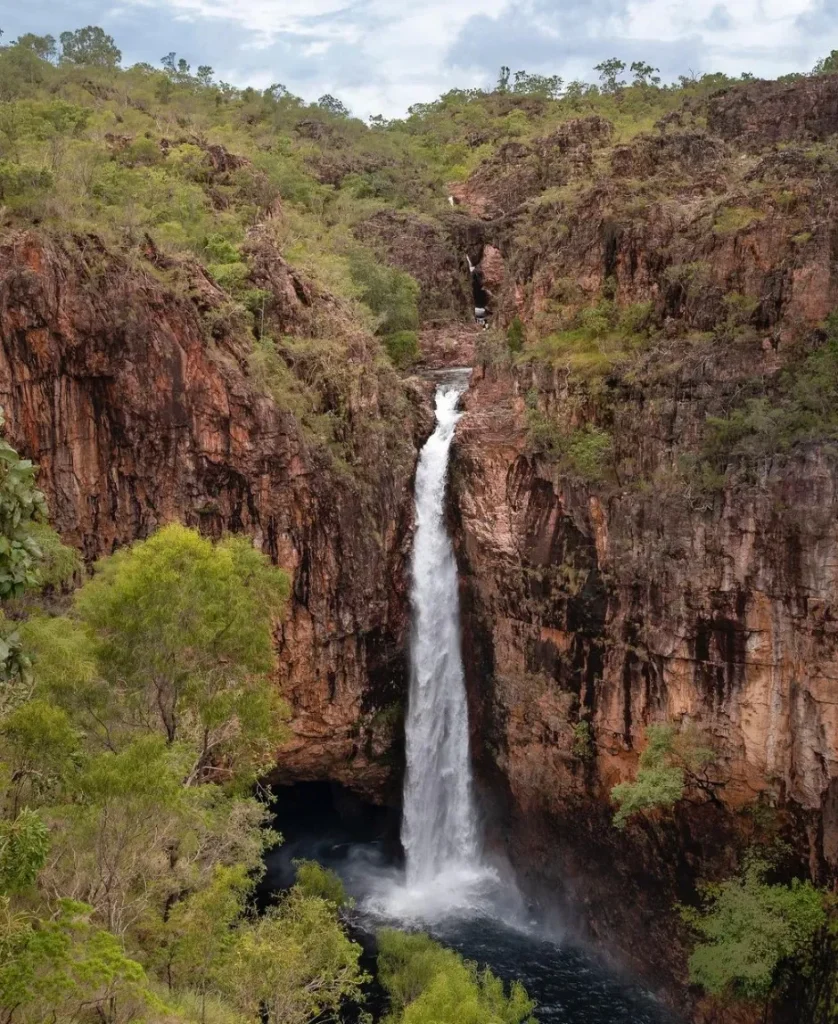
[5,34,838,1024]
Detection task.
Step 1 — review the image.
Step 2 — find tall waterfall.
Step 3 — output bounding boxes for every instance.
[401,372,481,886]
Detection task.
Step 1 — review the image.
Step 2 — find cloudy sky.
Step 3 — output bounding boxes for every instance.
[3,0,837,118]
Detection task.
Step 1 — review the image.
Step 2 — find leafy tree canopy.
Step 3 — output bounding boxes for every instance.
[378,930,536,1024]
[59,26,121,67]
[611,723,717,829]
[681,856,826,1001]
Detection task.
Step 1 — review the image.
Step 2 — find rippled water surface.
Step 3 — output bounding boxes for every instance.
[261,785,680,1024]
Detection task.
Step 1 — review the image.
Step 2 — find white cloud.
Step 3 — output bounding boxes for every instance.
[30,0,838,115]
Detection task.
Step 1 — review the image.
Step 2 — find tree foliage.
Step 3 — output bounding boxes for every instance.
[72,523,290,783]
[220,889,366,1024]
[0,411,77,687]
[317,93,350,117]
[813,50,838,76]
[59,26,121,67]
[611,723,717,829]
[378,930,536,1024]
[595,58,627,94]
[681,856,826,1001]
[0,503,366,1024]
[0,409,47,601]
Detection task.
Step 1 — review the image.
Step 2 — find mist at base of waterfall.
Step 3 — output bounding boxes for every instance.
[260,783,680,1024]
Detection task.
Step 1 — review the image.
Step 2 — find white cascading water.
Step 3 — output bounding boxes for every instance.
[401,373,482,888]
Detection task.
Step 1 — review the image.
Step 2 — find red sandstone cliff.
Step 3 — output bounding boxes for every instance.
[0,230,422,800]
[441,74,838,1020]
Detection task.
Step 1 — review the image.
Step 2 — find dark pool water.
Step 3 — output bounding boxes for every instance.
[261,783,681,1024]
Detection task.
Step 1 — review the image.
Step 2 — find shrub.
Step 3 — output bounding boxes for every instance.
[611,723,716,829]
[703,312,838,462]
[117,137,162,167]
[565,426,613,481]
[572,720,594,761]
[377,930,535,1024]
[385,330,420,369]
[347,248,420,336]
[507,316,525,353]
[713,206,765,235]
[293,859,348,907]
[525,401,613,482]
[681,856,826,1001]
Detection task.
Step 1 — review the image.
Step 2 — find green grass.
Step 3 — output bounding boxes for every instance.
[713,205,766,235]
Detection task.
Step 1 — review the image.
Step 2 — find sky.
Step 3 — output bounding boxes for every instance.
[2,0,837,118]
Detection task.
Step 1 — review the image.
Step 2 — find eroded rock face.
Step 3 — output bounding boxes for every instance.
[707,74,838,150]
[439,76,838,1016]
[450,357,838,1013]
[0,231,420,802]
[450,116,614,221]
[354,209,473,320]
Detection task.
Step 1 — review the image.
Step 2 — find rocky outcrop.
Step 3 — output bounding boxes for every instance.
[451,115,614,219]
[0,230,421,802]
[707,74,838,150]
[440,74,838,1017]
[450,356,838,1016]
[353,209,473,320]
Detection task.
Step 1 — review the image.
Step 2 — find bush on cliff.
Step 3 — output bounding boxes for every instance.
[525,394,614,483]
[611,723,717,829]
[680,855,826,1001]
[704,312,838,465]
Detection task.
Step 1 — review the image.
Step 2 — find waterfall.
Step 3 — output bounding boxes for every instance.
[401,372,480,886]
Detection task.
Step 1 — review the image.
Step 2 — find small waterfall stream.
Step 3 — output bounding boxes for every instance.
[402,372,479,885]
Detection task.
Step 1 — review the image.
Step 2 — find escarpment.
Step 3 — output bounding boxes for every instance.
[0,230,422,801]
[7,63,838,1023]
[441,72,838,1017]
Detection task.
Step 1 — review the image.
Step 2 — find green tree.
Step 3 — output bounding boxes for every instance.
[13,34,57,62]
[153,863,252,1002]
[0,409,75,687]
[630,61,660,86]
[594,58,626,94]
[293,859,348,907]
[42,734,275,936]
[59,26,121,68]
[220,889,366,1024]
[511,70,563,99]
[0,898,155,1024]
[611,723,717,829]
[0,699,79,814]
[0,409,47,600]
[72,524,290,782]
[348,249,420,339]
[317,94,350,117]
[0,808,49,893]
[378,930,535,1024]
[507,317,525,354]
[681,856,826,1001]
[813,50,838,75]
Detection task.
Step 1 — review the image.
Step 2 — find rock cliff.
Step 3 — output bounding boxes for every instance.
[443,73,838,1017]
[0,230,421,801]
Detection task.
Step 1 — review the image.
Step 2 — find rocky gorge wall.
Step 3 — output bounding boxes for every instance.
[450,359,838,1015]
[0,230,423,801]
[438,73,838,1020]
